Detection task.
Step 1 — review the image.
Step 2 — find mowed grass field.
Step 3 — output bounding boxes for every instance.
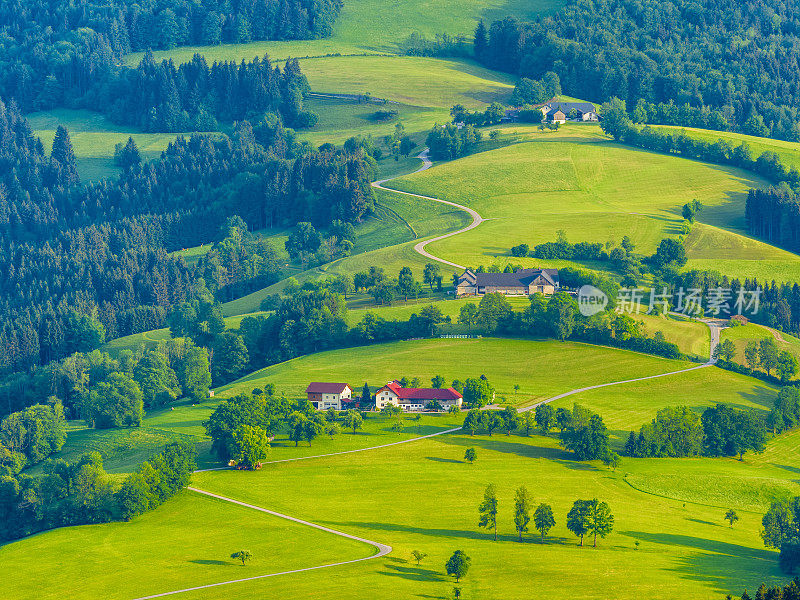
[383,124,800,283]
[0,488,370,600]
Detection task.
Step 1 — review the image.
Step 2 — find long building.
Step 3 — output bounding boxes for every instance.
[456,268,559,297]
[375,380,463,412]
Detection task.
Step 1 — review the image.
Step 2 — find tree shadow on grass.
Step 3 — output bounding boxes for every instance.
[621,530,784,593]
[323,520,518,543]
[685,518,720,527]
[189,559,230,566]
[379,564,447,582]
[426,456,463,464]
[775,463,800,476]
[437,434,571,461]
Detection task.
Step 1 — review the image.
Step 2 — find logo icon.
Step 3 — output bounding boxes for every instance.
[578,285,608,316]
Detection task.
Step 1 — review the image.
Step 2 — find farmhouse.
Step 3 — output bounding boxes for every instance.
[542,101,598,123]
[456,268,559,297]
[375,380,463,412]
[305,382,353,410]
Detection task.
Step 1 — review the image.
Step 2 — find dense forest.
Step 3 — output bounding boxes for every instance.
[0,0,331,130]
[0,100,375,379]
[476,0,800,139]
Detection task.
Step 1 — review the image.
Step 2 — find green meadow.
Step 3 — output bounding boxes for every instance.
[5,335,796,600]
[653,125,800,172]
[381,124,800,283]
[721,323,800,366]
[216,337,695,401]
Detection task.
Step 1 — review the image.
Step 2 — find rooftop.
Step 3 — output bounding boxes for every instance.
[306,382,350,394]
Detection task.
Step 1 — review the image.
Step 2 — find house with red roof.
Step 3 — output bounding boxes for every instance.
[306,382,353,411]
[375,380,463,412]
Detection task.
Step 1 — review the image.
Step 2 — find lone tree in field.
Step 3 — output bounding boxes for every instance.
[587,499,614,547]
[445,550,471,582]
[567,499,592,546]
[344,409,363,434]
[602,450,621,471]
[411,550,427,565]
[534,503,555,543]
[725,509,739,528]
[464,447,477,464]
[514,485,532,541]
[231,550,252,566]
[479,483,499,540]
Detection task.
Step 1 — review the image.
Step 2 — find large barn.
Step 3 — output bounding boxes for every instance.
[456,268,559,297]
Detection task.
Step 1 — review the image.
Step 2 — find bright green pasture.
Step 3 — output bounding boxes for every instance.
[0,489,369,600]
[184,428,797,600]
[384,124,800,283]
[216,337,694,402]
[552,365,777,434]
[294,56,515,108]
[126,0,563,64]
[28,109,181,181]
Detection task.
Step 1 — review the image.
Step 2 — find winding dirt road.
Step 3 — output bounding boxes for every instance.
[371,149,484,270]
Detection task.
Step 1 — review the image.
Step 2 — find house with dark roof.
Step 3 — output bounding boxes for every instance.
[375,381,463,412]
[305,382,353,410]
[542,101,598,123]
[456,268,559,297]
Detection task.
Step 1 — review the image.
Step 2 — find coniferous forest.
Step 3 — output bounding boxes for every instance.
[0,99,375,381]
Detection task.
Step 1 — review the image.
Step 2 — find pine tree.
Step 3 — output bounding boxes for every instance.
[50,126,79,185]
[474,20,488,61]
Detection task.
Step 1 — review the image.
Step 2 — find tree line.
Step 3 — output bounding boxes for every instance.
[0,441,195,542]
[475,0,800,141]
[0,337,211,423]
[103,52,316,132]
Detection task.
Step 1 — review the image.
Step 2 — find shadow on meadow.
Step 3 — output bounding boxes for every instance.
[188,559,232,566]
[437,433,572,461]
[621,530,784,593]
[425,456,464,464]
[379,563,447,582]
[324,519,521,543]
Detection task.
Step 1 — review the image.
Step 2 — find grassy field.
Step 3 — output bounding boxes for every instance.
[216,337,695,401]
[126,0,563,64]
[28,109,183,181]
[177,428,797,600]
[6,335,794,600]
[552,365,777,435]
[382,124,800,283]
[9,424,795,599]
[0,488,369,600]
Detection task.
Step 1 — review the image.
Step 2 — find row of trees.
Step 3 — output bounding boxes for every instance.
[0,337,211,424]
[762,496,800,574]
[475,0,800,141]
[426,123,483,160]
[624,403,767,460]
[477,484,614,547]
